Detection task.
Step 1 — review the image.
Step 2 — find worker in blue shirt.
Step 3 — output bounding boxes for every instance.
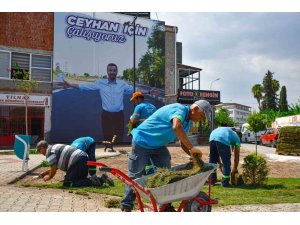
[129,91,157,175]
[120,100,212,212]
[71,137,97,176]
[209,127,241,187]
[71,136,114,186]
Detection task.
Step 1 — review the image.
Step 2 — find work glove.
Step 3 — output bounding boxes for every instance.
[189,147,204,168]
[189,147,203,158]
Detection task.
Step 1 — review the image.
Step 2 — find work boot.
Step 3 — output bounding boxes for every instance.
[90,175,103,187]
[100,173,115,186]
[163,203,177,212]
[121,207,132,212]
[222,183,233,188]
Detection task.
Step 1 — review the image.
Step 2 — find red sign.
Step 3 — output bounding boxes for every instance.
[177,89,220,105]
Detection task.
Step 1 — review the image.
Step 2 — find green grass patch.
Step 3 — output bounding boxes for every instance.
[201,178,300,206]
[21,178,300,207]
[29,149,39,154]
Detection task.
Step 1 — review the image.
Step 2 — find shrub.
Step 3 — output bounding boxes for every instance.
[242,153,269,186]
[41,160,50,167]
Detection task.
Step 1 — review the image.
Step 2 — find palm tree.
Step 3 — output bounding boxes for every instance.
[252,84,263,111]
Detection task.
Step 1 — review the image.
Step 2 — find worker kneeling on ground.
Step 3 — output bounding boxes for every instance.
[71,136,114,186]
[36,140,103,187]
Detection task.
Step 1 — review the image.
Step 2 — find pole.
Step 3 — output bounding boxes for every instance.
[133,15,137,92]
[133,18,136,92]
[210,78,220,90]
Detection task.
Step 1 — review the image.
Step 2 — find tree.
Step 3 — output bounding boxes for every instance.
[251,84,263,111]
[214,108,235,127]
[246,112,266,155]
[279,86,288,112]
[10,63,38,136]
[134,22,165,88]
[84,73,90,78]
[261,70,279,111]
[272,79,280,108]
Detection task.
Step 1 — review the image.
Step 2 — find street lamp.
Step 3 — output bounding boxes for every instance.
[124,14,138,92]
[210,78,220,90]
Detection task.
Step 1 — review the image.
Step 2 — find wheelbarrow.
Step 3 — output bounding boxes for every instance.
[87,161,218,212]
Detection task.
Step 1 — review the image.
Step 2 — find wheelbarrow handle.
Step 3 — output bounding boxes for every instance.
[87,161,108,167]
[99,167,112,172]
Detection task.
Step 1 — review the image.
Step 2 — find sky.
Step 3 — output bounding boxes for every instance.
[156,12,300,110]
[3,1,300,111]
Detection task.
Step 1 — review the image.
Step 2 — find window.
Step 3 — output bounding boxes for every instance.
[11,52,30,80]
[31,55,52,82]
[0,50,52,82]
[0,51,10,79]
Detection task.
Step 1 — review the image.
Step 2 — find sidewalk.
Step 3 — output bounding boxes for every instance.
[241,143,300,162]
[0,148,120,186]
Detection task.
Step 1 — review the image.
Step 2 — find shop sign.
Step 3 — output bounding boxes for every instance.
[177,89,220,105]
[0,94,51,107]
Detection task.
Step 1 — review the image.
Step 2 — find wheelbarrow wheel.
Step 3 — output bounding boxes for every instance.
[183,191,212,212]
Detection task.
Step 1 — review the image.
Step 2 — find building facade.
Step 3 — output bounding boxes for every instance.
[0,12,216,147]
[215,103,252,128]
[0,12,181,146]
[0,12,54,146]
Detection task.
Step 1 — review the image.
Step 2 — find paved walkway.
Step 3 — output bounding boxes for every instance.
[1,144,299,212]
[241,143,300,162]
[0,148,120,185]
[0,185,299,212]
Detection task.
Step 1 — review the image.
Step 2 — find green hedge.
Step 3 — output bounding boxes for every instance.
[277,126,300,154]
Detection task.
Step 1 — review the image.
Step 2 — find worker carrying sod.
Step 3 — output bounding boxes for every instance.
[127,91,157,135]
[209,126,241,187]
[128,92,157,175]
[120,100,212,212]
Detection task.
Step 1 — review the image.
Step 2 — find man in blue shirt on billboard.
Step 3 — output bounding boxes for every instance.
[120,100,212,212]
[63,63,133,143]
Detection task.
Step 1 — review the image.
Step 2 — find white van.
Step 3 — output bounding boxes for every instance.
[241,123,265,143]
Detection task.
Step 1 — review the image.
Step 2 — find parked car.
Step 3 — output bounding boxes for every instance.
[241,123,265,144]
[260,127,280,148]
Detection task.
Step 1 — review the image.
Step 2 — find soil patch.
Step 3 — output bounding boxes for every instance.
[16,145,300,186]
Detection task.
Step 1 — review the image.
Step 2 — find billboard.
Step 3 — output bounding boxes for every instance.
[51,12,165,143]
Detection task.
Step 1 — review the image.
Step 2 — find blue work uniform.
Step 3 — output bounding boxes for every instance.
[71,137,96,176]
[209,127,241,186]
[121,103,191,210]
[130,101,157,174]
[130,101,157,127]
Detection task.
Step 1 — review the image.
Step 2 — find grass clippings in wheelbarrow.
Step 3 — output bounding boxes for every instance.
[145,153,213,188]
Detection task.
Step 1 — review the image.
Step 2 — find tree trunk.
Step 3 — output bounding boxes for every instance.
[255,132,258,155]
[25,94,29,136]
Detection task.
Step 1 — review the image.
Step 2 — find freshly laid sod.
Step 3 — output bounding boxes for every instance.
[201,178,300,206]
[22,178,300,207]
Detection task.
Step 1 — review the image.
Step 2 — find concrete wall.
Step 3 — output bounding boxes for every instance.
[164,25,178,104]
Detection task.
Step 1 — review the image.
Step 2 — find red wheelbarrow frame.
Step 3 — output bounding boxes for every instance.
[87,161,218,212]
